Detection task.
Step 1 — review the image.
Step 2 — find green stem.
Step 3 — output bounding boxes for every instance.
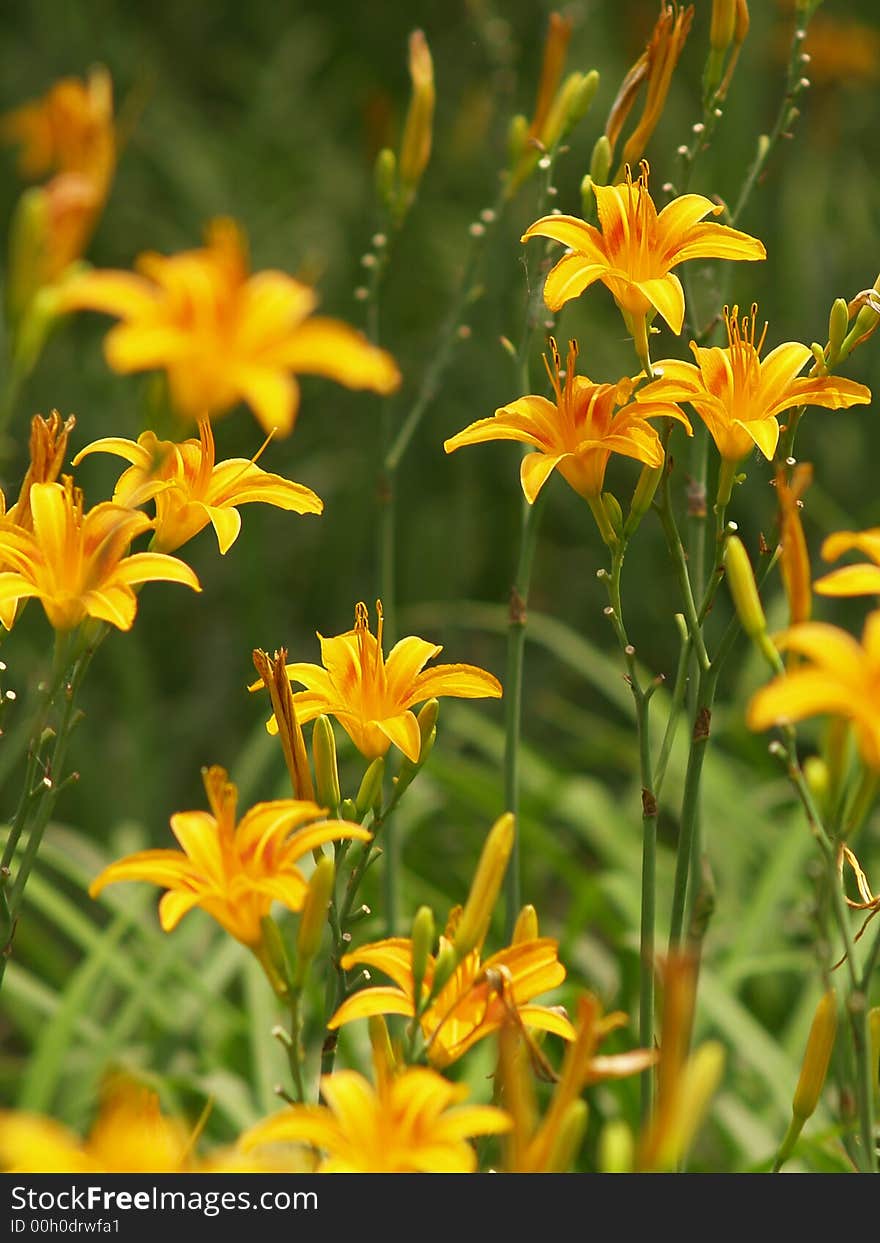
[502,493,545,939]
[1,632,97,988]
[730,9,814,228]
[287,991,307,1103]
[653,614,690,800]
[668,665,718,950]
[602,540,659,1123]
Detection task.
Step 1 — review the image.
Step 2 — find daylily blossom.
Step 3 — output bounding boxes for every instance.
[0,1080,277,1173]
[814,527,880,598]
[0,478,200,632]
[242,1048,510,1173]
[57,218,401,436]
[747,612,880,769]
[1,67,115,286]
[253,600,501,763]
[639,305,872,466]
[90,765,370,951]
[444,337,691,505]
[329,904,574,1068]
[73,418,322,555]
[500,993,657,1172]
[522,162,765,358]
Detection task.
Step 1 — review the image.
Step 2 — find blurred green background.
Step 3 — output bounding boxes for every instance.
[1,0,879,1170]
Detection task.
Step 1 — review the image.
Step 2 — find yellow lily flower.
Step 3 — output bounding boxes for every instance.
[639,305,872,464]
[522,162,765,344]
[89,765,371,950]
[57,218,401,436]
[253,600,502,763]
[72,418,322,555]
[0,478,200,632]
[0,1079,286,1173]
[1,67,115,283]
[815,527,880,598]
[241,1059,510,1173]
[747,612,880,769]
[444,337,692,504]
[329,907,574,1069]
[500,993,658,1172]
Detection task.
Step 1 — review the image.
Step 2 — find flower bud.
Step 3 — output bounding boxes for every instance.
[257,914,292,999]
[825,297,850,369]
[312,715,340,815]
[589,134,611,187]
[374,147,397,212]
[598,1118,634,1173]
[724,536,766,641]
[868,1007,880,1112]
[624,464,663,536]
[602,491,624,540]
[512,903,538,944]
[355,756,385,818]
[839,275,880,361]
[507,113,530,165]
[546,1100,588,1173]
[410,904,435,1010]
[340,796,359,823]
[398,30,435,211]
[428,939,458,1000]
[792,989,837,1122]
[292,856,335,989]
[452,813,515,960]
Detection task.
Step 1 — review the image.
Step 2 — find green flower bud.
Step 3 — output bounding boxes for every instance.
[312,715,340,815]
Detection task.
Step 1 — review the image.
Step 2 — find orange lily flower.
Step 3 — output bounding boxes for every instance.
[0,1080,286,1173]
[73,418,322,555]
[329,905,574,1069]
[444,337,691,505]
[0,478,199,632]
[814,527,880,598]
[253,600,501,763]
[57,218,401,436]
[1,67,115,284]
[639,305,872,465]
[242,1056,510,1173]
[522,162,765,354]
[747,612,880,769]
[89,765,370,950]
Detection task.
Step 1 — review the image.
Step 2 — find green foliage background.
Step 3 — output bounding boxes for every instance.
[1,0,879,1171]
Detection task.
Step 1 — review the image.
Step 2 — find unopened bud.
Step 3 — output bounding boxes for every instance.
[546,1100,589,1173]
[792,989,837,1121]
[512,903,538,944]
[312,715,340,815]
[340,797,359,823]
[411,905,435,1010]
[868,1007,880,1112]
[368,1014,397,1078]
[397,30,435,215]
[825,297,849,368]
[7,186,50,326]
[292,856,335,988]
[589,134,611,187]
[724,536,766,641]
[452,813,515,960]
[429,940,458,1000]
[625,464,663,536]
[602,492,624,539]
[507,113,530,165]
[579,174,594,217]
[355,757,385,818]
[257,915,292,998]
[374,147,397,212]
[599,1118,635,1173]
[803,756,830,809]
